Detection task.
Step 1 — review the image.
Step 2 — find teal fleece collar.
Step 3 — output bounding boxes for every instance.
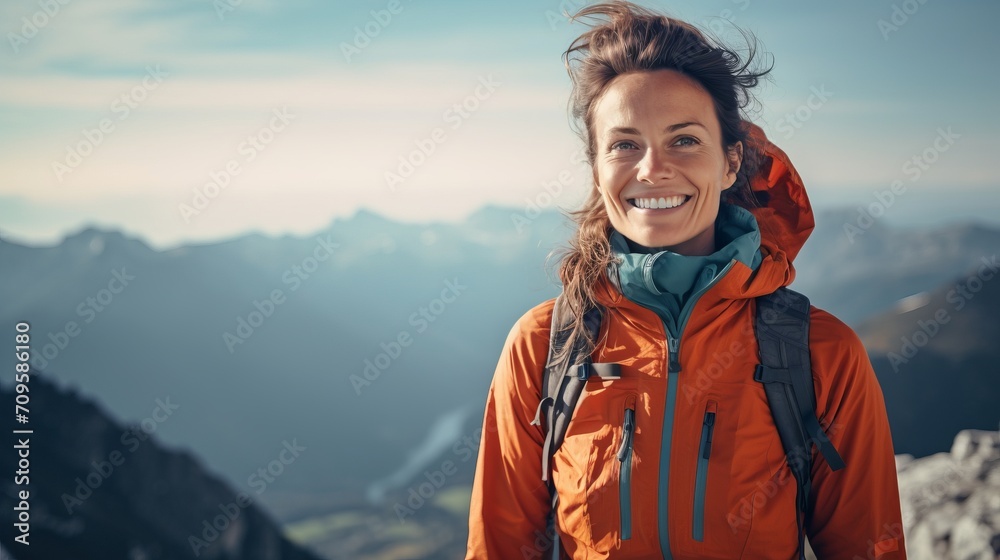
[608,201,763,338]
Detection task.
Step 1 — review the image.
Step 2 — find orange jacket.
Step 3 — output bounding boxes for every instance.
[466,122,906,560]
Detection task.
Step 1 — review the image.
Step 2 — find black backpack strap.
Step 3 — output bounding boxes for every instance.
[754,287,846,560]
[530,294,621,482]
[530,293,620,559]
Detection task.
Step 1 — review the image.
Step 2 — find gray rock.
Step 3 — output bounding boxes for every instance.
[897,428,1000,559]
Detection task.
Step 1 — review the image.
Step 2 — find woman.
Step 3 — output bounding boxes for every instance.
[466,2,905,559]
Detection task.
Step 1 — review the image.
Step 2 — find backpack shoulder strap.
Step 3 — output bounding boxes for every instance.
[753,286,846,560]
[530,293,620,560]
[530,293,620,483]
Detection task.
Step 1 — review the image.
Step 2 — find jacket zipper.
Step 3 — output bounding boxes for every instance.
[616,395,637,541]
[693,400,718,542]
[655,257,737,560]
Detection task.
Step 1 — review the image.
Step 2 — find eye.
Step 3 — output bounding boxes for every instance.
[674,136,700,147]
[610,140,639,151]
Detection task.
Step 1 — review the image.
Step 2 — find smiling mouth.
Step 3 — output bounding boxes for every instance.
[627,195,691,210]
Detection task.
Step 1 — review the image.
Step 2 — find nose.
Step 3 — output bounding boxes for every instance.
[635,147,675,185]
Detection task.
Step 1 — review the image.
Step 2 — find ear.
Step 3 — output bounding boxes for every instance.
[723,141,743,190]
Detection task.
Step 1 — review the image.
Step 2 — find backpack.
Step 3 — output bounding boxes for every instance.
[529,286,846,560]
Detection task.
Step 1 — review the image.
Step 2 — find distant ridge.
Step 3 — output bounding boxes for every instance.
[0,370,324,560]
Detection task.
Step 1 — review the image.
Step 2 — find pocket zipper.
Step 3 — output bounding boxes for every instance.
[616,395,637,541]
[693,400,717,542]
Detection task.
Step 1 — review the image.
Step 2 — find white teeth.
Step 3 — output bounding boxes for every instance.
[631,195,688,209]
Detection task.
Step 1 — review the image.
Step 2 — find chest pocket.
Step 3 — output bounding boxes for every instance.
[681,377,801,559]
[673,383,756,559]
[552,376,640,554]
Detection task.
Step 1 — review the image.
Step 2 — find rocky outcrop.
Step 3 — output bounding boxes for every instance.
[897,428,1000,560]
[804,428,1000,560]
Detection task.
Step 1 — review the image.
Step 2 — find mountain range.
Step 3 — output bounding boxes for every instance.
[1,204,997,530]
[0,370,323,560]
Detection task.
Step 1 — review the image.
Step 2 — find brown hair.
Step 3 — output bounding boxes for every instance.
[549,0,774,366]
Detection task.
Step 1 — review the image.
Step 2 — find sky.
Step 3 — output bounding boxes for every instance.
[1,0,997,249]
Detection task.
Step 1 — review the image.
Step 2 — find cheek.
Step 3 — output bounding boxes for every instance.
[600,190,622,213]
[595,165,611,187]
[686,162,727,192]
[596,171,621,199]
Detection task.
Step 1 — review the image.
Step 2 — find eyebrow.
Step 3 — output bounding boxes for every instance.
[606,121,707,136]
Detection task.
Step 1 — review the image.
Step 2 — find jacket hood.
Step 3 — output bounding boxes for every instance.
[595,121,814,308]
[742,121,814,266]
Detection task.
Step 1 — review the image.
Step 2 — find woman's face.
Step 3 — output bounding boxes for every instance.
[591,68,742,255]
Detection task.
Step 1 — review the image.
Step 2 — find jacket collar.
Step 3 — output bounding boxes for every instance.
[606,202,762,336]
[594,121,813,310]
[608,201,762,297]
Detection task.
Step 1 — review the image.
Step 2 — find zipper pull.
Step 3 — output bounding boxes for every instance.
[617,408,635,462]
[668,337,682,373]
[702,410,716,460]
